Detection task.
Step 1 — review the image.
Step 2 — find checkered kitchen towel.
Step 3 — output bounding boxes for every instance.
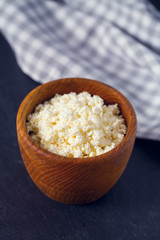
[0,0,160,140]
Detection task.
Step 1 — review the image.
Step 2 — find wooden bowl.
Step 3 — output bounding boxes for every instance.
[16,78,137,204]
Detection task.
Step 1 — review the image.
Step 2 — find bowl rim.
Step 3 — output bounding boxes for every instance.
[17,77,137,164]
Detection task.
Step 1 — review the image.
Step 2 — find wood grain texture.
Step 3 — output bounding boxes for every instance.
[16,78,137,204]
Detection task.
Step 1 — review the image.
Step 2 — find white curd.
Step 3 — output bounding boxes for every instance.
[27,92,126,158]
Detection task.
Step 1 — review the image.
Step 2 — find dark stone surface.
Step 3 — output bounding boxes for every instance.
[0,33,160,240]
[149,0,160,11]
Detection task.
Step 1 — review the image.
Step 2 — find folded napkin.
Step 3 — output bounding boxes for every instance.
[0,0,160,140]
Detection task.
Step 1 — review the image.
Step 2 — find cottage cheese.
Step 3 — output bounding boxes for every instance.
[27,92,126,158]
